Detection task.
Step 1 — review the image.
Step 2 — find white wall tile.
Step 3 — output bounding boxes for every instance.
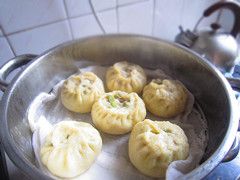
[65,0,92,18]
[0,0,67,34]
[118,0,153,35]
[153,0,219,41]
[65,0,116,18]
[8,20,72,55]
[153,0,184,41]
[98,9,117,33]
[118,0,146,6]
[70,15,103,39]
[91,0,116,11]
[0,37,14,66]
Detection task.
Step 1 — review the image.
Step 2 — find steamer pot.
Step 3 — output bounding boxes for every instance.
[0,35,239,179]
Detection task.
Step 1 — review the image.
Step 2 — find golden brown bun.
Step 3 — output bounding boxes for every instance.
[106,61,147,94]
[91,91,146,135]
[61,72,105,113]
[143,79,187,118]
[129,119,189,178]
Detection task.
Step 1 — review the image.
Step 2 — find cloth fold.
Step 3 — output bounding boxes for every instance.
[27,66,208,180]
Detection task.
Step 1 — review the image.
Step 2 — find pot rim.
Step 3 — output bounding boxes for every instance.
[0,34,238,179]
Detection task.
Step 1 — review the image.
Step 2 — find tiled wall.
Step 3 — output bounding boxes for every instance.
[0,0,233,67]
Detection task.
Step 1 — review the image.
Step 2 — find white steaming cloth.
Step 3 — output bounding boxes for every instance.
[27,66,208,180]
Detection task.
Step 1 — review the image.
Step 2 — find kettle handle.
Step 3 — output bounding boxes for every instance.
[203,0,240,37]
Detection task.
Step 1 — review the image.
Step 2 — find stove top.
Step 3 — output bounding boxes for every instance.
[206,139,240,180]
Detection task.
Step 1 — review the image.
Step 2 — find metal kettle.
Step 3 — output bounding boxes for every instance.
[175,0,240,72]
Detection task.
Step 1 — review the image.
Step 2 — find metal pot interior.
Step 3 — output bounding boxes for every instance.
[1,35,235,179]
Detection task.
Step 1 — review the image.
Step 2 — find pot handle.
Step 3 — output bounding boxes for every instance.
[222,134,239,162]
[227,77,240,92]
[0,54,37,92]
[221,77,240,162]
[227,77,240,131]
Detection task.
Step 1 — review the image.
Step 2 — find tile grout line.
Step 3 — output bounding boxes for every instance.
[118,0,149,8]
[68,1,148,20]
[89,0,106,34]
[6,18,68,37]
[5,36,16,56]
[151,0,156,36]
[63,0,74,40]
[66,12,94,20]
[62,0,70,18]
[3,0,149,37]
[179,0,185,31]
[97,6,117,13]
[0,26,16,56]
[116,0,119,33]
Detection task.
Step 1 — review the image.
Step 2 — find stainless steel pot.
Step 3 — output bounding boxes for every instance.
[0,35,239,179]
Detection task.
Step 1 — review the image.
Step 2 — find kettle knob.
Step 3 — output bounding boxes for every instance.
[210,23,221,31]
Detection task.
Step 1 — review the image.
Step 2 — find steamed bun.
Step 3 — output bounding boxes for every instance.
[91,91,146,135]
[143,79,188,118]
[40,120,102,178]
[106,61,147,94]
[61,72,105,113]
[129,119,189,178]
